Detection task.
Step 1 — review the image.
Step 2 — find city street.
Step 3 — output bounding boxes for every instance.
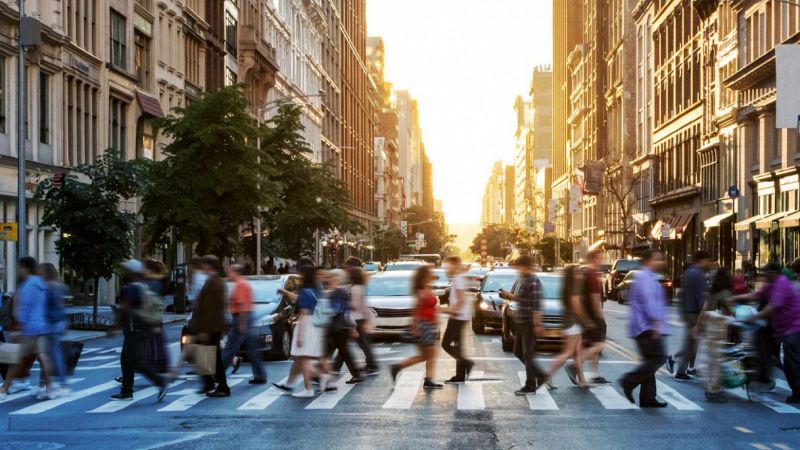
[1,302,798,450]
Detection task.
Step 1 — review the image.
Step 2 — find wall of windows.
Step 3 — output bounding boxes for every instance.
[109,10,127,70]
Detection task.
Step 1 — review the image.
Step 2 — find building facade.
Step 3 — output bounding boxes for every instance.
[482,162,505,226]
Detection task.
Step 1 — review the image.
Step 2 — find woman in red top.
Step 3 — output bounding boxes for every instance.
[390,266,443,390]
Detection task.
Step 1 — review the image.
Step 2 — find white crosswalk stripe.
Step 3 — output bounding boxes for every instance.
[0,378,86,405]
[457,371,485,410]
[383,371,423,409]
[12,380,121,415]
[159,378,244,412]
[237,377,288,411]
[589,385,639,410]
[88,380,186,413]
[307,375,356,410]
[516,372,558,410]
[728,388,800,414]
[655,381,703,410]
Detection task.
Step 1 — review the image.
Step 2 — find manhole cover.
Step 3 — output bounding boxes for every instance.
[0,443,65,450]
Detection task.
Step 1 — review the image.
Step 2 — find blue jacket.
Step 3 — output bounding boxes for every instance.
[681,265,708,314]
[15,275,50,336]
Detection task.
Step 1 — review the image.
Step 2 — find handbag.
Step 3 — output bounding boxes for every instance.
[192,344,217,375]
[61,340,84,376]
[0,341,21,364]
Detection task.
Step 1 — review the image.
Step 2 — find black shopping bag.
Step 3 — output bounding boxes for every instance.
[61,340,84,376]
[147,331,169,373]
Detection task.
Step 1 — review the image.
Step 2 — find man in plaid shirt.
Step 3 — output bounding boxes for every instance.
[500,255,547,395]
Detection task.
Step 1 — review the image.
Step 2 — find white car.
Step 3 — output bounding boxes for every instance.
[384,260,426,272]
[366,271,416,335]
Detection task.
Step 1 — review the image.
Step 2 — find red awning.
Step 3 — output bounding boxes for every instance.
[136,90,164,118]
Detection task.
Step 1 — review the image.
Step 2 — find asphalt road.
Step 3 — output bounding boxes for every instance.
[1,302,799,450]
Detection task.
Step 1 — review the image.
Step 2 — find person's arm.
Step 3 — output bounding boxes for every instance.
[639,279,663,338]
[532,280,543,335]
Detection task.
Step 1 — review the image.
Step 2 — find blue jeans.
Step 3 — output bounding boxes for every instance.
[46,332,66,385]
[222,313,266,381]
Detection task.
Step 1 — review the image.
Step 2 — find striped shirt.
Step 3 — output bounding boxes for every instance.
[514,274,541,325]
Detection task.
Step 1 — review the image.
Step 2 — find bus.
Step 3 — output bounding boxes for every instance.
[399,254,442,267]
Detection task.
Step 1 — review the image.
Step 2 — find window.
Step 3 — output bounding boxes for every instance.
[225,11,238,57]
[39,73,49,144]
[134,31,150,88]
[225,67,237,86]
[0,56,5,133]
[109,10,127,70]
[109,98,128,156]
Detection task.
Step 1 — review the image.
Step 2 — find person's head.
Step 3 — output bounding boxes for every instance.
[299,263,318,290]
[692,250,712,271]
[227,263,245,281]
[298,257,315,269]
[190,256,204,270]
[328,268,346,289]
[38,262,60,283]
[344,257,363,269]
[347,266,365,286]
[143,259,162,279]
[761,261,783,283]
[413,265,433,293]
[445,255,462,277]
[710,268,733,294]
[642,249,666,272]
[586,249,603,268]
[515,255,534,276]
[202,255,222,275]
[18,256,38,279]
[120,259,144,283]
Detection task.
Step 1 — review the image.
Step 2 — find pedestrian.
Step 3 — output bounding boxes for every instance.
[221,264,266,384]
[326,269,363,384]
[332,265,378,376]
[0,257,60,400]
[733,268,749,294]
[499,255,548,395]
[694,267,734,335]
[273,263,325,397]
[441,255,474,384]
[110,259,169,402]
[143,260,169,374]
[188,255,230,397]
[39,262,69,392]
[390,266,443,390]
[573,249,610,385]
[619,249,670,407]
[0,263,10,382]
[543,265,590,389]
[187,257,207,308]
[731,262,800,403]
[667,250,711,380]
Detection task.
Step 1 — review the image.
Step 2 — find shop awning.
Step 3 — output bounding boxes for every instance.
[734,214,768,231]
[755,211,791,230]
[780,210,800,228]
[670,214,695,238]
[650,220,664,240]
[588,240,605,251]
[136,90,165,118]
[703,212,735,229]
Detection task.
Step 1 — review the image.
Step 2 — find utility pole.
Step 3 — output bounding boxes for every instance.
[17,2,39,259]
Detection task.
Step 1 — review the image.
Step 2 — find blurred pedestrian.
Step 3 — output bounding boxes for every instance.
[0,263,9,382]
[39,263,68,393]
[544,265,589,389]
[619,249,670,407]
[731,262,800,403]
[574,249,609,385]
[221,264,267,385]
[332,265,377,375]
[143,260,169,374]
[327,269,363,384]
[110,260,169,402]
[499,255,547,395]
[733,268,749,295]
[695,268,734,335]
[187,257,207,308]
[188,255,229,397]
[667,250,712,381]
[441,255,474,384]
[273,264,325,397]
[391,266,443,390]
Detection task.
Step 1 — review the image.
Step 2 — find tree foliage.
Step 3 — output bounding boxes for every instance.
[534,236,573,266]
[373,228,406,262]
[603,159,647,257]
[470,224,515,259]
[35,150,147,323]
[403,205,453,255]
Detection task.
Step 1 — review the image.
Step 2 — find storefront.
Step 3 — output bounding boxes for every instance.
[703,212,735,270]
[650,212,697,283]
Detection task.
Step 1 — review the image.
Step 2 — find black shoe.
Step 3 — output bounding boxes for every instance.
[157,384,169,402]
[364,367,380,377]
[206,388,231,397]
[390,364,400,384]
[515,386,536,396]
[445,376,466,384]
[249,378,267,385]
[640,400,668,408]
[231,357,241,375]
[619,380,636,404]
[565,365,578,386]
[345,377,364,385]
[591,376,610,385]
[674,373,692,381]
[311,376,320,385]
[786,396,800,404]
[110,392,133,401]
[423,379,443,390]
[464,360,475,378]
[114,376,123,384]
[665,355,675,374]
[322,385,338,392]
[686,368,698,376]
[273,383,292,392]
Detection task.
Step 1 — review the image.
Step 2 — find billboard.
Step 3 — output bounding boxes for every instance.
[776,45,800,129]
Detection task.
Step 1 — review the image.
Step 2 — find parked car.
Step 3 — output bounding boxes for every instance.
[365,271,416,336]
[472,271,518,334]
[615,270,674,304]
[180,274,300,360]
[363,261,382,274]
[465,267,491,281]
[501,272,564,352]
[431,268,452,304]
[384,260,427,272]
[604,259,642,300]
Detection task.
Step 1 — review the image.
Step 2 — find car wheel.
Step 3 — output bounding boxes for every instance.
[472,314,484,335]
[501,317,513,352]
[271,328,292,360]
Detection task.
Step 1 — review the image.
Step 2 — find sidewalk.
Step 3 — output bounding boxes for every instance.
[63,304,189,343]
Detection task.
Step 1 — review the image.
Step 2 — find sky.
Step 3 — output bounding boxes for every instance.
[367,0,553,247]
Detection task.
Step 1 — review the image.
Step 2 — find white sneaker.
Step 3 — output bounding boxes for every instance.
[30,385,45,397]
[291,389,315,398]
[319,374,331,392]
[8,380,32,394]
[0,390,7,400]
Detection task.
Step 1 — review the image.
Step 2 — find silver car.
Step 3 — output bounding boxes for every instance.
[366,271,416,335]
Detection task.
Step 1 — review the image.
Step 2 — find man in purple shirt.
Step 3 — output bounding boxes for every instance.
[734,262,800,403]
[619,249,669,407]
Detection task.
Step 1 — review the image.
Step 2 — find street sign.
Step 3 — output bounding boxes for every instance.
[544,222,555,234]
[407,241,416,249]
[728,185,740,199]
[661,223,671,240]
[583,161,604,195]
[400,221,408,237]
[0,222,18,241]
[53,173,65,188]
[569,184,581,213]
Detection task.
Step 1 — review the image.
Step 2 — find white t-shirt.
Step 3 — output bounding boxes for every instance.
[451,274,472,321]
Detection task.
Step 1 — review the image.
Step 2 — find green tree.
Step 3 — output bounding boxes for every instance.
[373,228,406,262]
[35,150,147,325]
[470,224,514,259]
[534,236,573,266]
[141,86,281,257]
[404,205,452,255]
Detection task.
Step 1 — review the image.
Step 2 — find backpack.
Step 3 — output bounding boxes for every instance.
[133,282,163,328]
[0,294,12,330]
[310,290,334,328]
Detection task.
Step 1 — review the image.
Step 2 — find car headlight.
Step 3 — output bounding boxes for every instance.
[480,302,489,310]
[255,314,278,327]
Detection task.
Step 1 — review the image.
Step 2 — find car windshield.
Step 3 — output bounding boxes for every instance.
[386,263,422,271]
[249,280,284,303]
[363,263,379,271]
[482,275,517,292]
[615,260,642,272]
[538,276,562,299]
[431,270,449,284]
[367,277,412,296]
[467,268,489,277]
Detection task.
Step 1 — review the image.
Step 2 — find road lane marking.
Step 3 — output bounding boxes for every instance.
[79,355,120,362]
[729,389,800,414]
[772,444,792,450]
[136,432,217,450]
[82,348,102,354]
[750,444,770,450]
[88,380,186,413]
[306,374,355,410]
[457,370,485,410]
[0,378,85,405]
[158,378,244,412]
[655,381,703,410]
[589,385,639,410]
[735,426,754,434]
[517,372,558,410]
[237,378,287,411]
[383,371,423,409]
[11,380,122,415]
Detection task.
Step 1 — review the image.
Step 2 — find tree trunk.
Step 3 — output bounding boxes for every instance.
[92,276,100,326]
